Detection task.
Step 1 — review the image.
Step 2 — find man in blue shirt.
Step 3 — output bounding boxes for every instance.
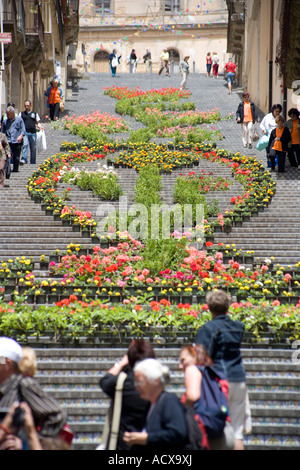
[2,106,26,173]
[195,290,252,450]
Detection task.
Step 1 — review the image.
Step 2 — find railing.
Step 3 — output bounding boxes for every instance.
[61,0,79,27]
[3,0,25,42]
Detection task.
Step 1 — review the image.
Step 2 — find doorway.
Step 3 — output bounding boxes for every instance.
[94,51,110,73]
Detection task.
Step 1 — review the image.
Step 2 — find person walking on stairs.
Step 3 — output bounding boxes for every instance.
[0,130,10,187]
[268,115,291,173]
[195,290,252,451]
[236,92,258,149]
[1,106,26,173]
[286,108,300,169]
[224,58,237,94]
[158,49,170,77]
[179,56,190,90]
[20,100,44,165]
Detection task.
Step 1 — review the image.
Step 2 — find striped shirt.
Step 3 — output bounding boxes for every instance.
[0,374,67,437]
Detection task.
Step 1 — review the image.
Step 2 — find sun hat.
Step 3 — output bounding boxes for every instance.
[0,337,23,364]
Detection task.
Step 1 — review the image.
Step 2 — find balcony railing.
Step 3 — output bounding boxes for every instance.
[3,0,25,41]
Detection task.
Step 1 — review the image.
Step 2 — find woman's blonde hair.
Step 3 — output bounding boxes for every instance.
[19,347,37,377]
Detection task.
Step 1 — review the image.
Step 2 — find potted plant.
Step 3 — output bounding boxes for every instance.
[40,255,49,270]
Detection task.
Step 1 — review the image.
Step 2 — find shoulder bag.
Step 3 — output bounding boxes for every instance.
[97,371,127,450]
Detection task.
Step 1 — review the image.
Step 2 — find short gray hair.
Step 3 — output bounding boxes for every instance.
[134,359,170,386]
[6,106,15,114]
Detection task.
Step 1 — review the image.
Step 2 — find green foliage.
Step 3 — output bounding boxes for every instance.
[62,168,123,201]
[136,238,189,277]
[127,128,154,143]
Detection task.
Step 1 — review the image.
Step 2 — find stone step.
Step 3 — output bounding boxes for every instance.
[216,235,300,241]
[42,387,299,402]
[0,228,78,234]
[36,374,300,389]
[35,361,300,374]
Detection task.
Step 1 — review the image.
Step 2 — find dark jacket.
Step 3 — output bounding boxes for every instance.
[143,391,188,451]
[99,367,150,450]
[268,126,291,153]
[195,314,246,383]
[0,374,67,437]
[236,101,258,124]
[108,52,120,64]
[0,132,10,162]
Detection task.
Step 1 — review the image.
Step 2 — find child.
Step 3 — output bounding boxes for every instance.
[268,115,291,172]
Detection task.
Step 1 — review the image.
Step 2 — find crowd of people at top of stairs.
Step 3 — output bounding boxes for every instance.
[0,290,252,452]
[108,47,223,92]
[0,77,64,188]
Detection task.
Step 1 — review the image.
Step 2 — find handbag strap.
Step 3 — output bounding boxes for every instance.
[107,371,127,450]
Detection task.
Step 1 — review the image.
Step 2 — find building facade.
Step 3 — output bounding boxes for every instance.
[0,0,80,117]
[75,0,229,75]
[226,0,300,116]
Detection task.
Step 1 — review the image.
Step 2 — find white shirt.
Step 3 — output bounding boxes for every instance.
[212,55,219,65]
[260,112,277,136]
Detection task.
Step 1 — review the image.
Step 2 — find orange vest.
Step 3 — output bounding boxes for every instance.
[291,120,300,145]
[272,127,284,152]
[48,87,61,105]
[243,102,253,123]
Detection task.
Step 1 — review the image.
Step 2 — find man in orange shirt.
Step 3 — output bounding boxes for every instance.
[236,93,258,149]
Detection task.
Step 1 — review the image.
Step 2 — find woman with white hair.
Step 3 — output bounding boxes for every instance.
[123,358,188,450]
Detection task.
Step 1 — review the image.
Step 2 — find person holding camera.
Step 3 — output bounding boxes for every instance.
[0,337,67,440]
[0,401,42,450]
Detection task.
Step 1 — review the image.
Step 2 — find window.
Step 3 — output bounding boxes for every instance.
[164,0,181,13]
[94,1,111,15]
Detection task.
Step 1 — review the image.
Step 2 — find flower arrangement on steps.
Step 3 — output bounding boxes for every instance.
[0,293,299,346]
[26,139,276,242]
[2,236,300,309]
[4,84,298,342]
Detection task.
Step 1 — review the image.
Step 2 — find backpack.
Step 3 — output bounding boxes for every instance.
[183,406,209,450]
[194,365,229,438]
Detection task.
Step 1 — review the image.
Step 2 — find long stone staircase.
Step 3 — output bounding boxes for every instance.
[214,178,300,265]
